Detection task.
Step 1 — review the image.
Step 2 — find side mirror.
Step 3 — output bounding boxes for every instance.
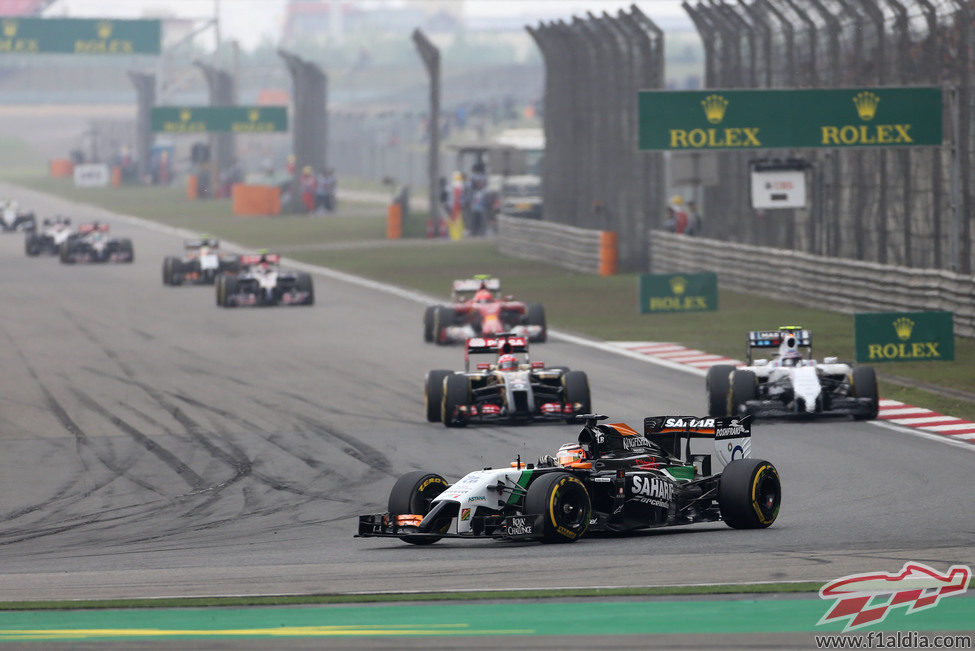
[531,361,545,369]
[476,362,491,370]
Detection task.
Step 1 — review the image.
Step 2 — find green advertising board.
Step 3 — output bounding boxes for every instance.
[0,17,160,54]
[639,272,717,314]
[854,311,954,363]
[638,87,942,151]
[150,107,289,134]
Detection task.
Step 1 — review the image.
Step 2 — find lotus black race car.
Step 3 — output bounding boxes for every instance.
[423,276,547,344]
[59,222,133,264]
[706,326,878,420]
[425,334,590,427]
[25,217,73,256]
[357,414,780,544]
[215,253,314,307]
[1,199,36,232]
[163,237,239,285]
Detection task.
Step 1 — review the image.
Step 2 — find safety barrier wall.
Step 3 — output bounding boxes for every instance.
[497,215,616,276]
[650,231,975,338]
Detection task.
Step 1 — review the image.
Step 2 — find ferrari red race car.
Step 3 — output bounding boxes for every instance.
[423,276,546,345]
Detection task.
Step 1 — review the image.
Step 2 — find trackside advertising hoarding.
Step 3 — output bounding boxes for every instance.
[638,87,942,151]
[854,311,954,363]
[639,272,717,314]
[0,17,161,54]
[150,107,288,133]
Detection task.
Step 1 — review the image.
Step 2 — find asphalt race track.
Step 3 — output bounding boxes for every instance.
[0,183,973,602]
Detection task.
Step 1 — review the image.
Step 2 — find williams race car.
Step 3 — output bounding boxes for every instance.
[163,237,239,285]
[425,334,590,427]
[1,199,36,232]
[59,222,133,264]
[25,217,73,256]
[357,414,780,544]
[423,276,547,344]
[215,253,314,307]
[706,326,879,420]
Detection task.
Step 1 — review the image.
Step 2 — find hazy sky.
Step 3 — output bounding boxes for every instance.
[47,0,690,49]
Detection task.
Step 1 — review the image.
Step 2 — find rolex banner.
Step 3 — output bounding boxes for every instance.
[639,272,717,314]
[638,87,942,151]
[854,311,954,363]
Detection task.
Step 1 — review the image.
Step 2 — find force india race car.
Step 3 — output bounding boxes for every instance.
[706,326,879,420]
[357,414,780,544]
[215,253,314,307]
[423,276,547,345]
[162,237,239,286]
[1,199,36,232]
[25,217,73,256]
[425,334,590,427]
[59,222,134,264]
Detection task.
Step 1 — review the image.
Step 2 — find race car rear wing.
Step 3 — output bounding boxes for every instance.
[644,415,752,470]
[77,222,110,234]
[452,276,500,299]
[465,335,528,370]
[746,327,811,363]
[184,238,219,249]
[239,253,280,266]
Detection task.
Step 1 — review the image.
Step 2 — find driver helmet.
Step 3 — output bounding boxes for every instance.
[556,443,588,466]
[474,289,493,303]
[780,350,803,367]
[497,354,518,371]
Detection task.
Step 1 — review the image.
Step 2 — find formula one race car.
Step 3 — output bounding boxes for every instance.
[1,199,36,232]
[25,217,73,256]
[357,413,780,544]
[705,326,879,420]
[59,222,133,264]
[425,333,590,427]
[423,276,547,344]
[215,252,314,307]
[162,237,239,285]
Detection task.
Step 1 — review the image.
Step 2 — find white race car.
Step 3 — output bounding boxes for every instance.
[25,217,73,256]
[1,199,36,232]
[215,252,314,307]
[706,326,879,420]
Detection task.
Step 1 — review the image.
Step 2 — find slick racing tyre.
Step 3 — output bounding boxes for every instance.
[718,458,780,529]
[119,238,134,262]
[162,256,181,286]
[425,370,451,422]
[525,303,547,342]
[729,369,757,416]
[524,472,591,543]
[387,471,450,545]
[706,364,735,417]
[433,307,453,345]
[423,306,437,342]
[59,242,74,264]
[296,273,314,305]
[851,365,879,420]
[562,370,591,422]
[24,234,40,257]
[217,274,238,307]
[441,373,470,428]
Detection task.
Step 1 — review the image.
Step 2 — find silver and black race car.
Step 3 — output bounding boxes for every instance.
[425,334,590,427]
[25,217,73,256]
[162,237,239,286]
[1,199,36,232]
[59,222,133,264]
[706,326,878,420]
[215,253,314,307]
[357,414,780,544]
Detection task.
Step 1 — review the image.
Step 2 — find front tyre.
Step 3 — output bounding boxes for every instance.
[851,365,879,420]
[296,273,314,305]
[441,373,470,428]
[718,459,780,529]
[387,471,450,545]
[423,305,437,342]
[425,370,451,422]
[706,364,735,417]
[524,472,590,543]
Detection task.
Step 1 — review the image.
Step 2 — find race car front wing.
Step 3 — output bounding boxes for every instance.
[356,513,545,541]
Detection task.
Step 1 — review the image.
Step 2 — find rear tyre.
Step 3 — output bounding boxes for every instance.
[119,238,134,263]
[562,370,591,422]
[441,373,470,428]
[851,365,879,420]
[425,370,451,422]
[25,234,39,257]
[718,459,780,529]
[706,364,735,417]
[387,471,450,545]
[729,369,757,415]
[523,472,590,543]
[423,305,437,342]
[59,242,73,264]
[296,273,314,305]
[218,275,238,307]
[525,303,547,343]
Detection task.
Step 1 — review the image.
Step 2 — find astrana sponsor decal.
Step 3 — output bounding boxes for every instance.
[817,562,971,632]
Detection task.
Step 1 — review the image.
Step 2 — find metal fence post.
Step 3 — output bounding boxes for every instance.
[412,28,440,229]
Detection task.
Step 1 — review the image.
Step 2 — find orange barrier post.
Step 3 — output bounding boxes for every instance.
[231,184,281,216]
[111,165,122,187]
[387,203,403,239]
[49,159,74,178]
[187,175,198,199]
[599,231,618,276]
